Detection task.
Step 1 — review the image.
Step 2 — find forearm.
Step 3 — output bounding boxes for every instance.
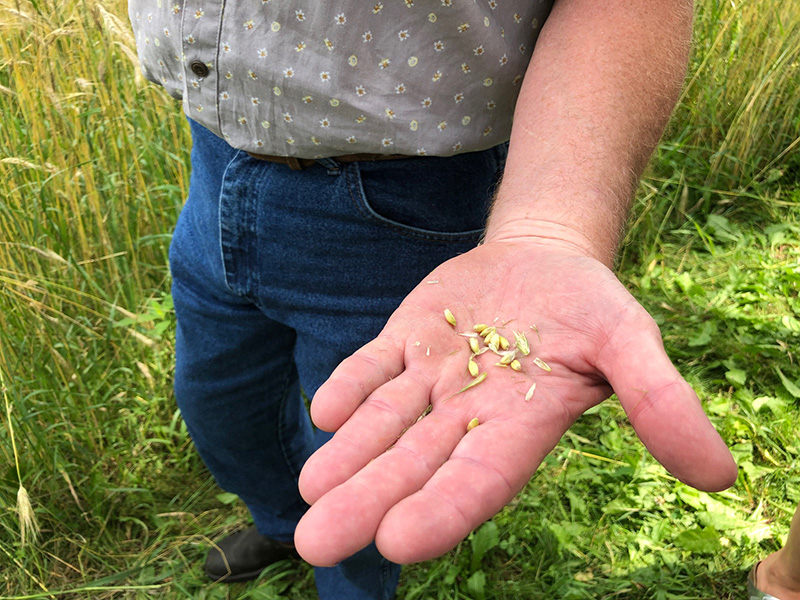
[486,0,694,267]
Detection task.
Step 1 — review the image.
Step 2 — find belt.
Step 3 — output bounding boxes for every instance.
[246,151,415,171]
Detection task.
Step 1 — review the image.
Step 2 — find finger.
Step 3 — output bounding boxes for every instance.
[374,400,571,564]
[599,304,737,491]
[299,371,433,505]
[310,334,406,432]
[294,406,467,567]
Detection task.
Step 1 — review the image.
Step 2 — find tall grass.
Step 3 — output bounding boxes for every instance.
[0,0,798,597]
[623,0,800,263]
[679,0,800,190]
[1,0,192,593]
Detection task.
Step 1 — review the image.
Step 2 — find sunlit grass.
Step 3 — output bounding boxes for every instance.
[1,0,191,594]
[1,0,798,597]
[624,0,800,263]
[682,1,800,187]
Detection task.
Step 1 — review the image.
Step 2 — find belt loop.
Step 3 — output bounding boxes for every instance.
[286,157,304,171]
[315,157,341,176]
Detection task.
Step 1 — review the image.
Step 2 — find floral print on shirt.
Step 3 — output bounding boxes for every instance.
[129,0,555,158]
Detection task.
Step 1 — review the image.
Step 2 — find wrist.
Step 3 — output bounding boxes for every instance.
[485,168,630,268]
[484,215,622,268]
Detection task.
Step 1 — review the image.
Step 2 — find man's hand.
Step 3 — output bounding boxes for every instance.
[294,239,737,566]
[294,0,718,568]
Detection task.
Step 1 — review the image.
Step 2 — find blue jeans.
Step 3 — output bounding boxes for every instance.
[169,119,507,600]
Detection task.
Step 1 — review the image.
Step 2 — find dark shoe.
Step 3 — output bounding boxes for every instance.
[204,526,300,582]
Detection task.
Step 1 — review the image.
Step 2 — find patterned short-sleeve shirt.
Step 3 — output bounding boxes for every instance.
[129,0,554,158]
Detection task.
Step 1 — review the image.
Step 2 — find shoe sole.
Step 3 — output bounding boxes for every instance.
[205,565,268,583]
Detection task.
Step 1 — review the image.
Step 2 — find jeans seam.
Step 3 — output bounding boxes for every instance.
[381,558,391,600]
[218,149,245,295]
[275,347,302,483]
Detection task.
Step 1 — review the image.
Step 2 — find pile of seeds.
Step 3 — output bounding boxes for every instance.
[443,308,549,412]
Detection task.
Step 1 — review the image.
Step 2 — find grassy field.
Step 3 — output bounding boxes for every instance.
[1,0,799,598]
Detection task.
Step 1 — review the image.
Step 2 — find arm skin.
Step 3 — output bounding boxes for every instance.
[293,0,738,567]
[486,0,694,264]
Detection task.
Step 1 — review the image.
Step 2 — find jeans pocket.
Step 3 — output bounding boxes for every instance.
[346,144,507,242]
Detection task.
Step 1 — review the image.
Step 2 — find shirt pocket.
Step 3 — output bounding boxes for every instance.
[345,144,507,242]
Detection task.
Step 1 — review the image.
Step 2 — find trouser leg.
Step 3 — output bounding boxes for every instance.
[169,147,314,539]
[171,118,506,599]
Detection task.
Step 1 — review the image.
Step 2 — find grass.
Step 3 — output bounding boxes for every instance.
[1,0,799,597]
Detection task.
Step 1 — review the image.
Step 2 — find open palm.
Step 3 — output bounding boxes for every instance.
[294,240,737,566]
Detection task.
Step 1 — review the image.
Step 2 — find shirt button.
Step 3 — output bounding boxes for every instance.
[190,61,209,77]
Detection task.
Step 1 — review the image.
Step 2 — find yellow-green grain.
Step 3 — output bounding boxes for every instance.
[469,337,481,354]
[444,308,457,327]
[468,358,480,377]
[510,360,522,371]
[513,331,530,356]
[467,417,480,431]
[499,352,516,365]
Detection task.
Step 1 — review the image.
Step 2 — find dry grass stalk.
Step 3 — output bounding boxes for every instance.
[453,371,487,396]
[415,404,433,423]
[3,369,39,546]
[16,485,39,546]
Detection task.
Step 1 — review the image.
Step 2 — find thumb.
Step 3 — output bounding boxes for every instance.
[598,302,738,491]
